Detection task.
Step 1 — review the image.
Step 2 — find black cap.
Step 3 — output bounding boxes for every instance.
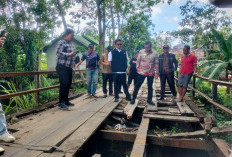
[107,45,113,52]
[163,45,169,49]
[88,44,94,49]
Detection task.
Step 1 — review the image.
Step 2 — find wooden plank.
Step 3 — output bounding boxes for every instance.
[204,116,213,132]
[184,97,206,122]
[208,138,231,157]
[211,125,232,135]
[2,145,43,157]
[146,105,158,112]
[164,130,206,138]
[92,154,101,157]
[124,99,138,119]
[143,114,200,123]
[168,108,181,114]
[98,130,212,151]
[176,101,194,116]
[58,99,120,155]
[130,118,149,157]
[37,152,65,157]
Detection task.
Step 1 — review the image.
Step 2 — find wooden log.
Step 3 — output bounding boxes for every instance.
[130,118,150,157]
[176,101,194,116]
[143,114,200,123]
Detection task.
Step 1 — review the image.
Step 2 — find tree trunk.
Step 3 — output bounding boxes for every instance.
[110,0,115,45]
[102,1,106,54]
[226,68,231,94]
[96,0,104,55]
[116,9,121,38]
[56,0,67,30]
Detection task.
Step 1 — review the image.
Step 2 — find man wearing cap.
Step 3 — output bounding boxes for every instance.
[158,45,178,100]
[101,46,114,97]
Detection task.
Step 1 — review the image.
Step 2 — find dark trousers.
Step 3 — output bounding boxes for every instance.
[102,73,113,94]
[160,72,177,98]
[113,73,130,99]
[56,64,72,103]
[133,74,154,101]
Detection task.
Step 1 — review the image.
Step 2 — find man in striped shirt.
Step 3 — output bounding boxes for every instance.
[56,29,77,110]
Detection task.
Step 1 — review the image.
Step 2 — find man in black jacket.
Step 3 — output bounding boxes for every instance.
[159,45,178,100]
[108,39,131,102]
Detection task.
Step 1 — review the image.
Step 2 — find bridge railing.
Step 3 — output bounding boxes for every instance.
[0,70,86,108]
[191,74,232,118]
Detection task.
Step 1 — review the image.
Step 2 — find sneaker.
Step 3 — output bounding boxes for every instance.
[87,94,92,97]
[130,99,135,105]
[92,94,98,98]
[58,103,69,110]
[0,132,15,143]
[66,101,75,106]
[147,100,155,106]
[0,147,4,155]
[114,98,119,102]
[103,93,107,98]
[109,93,114,96]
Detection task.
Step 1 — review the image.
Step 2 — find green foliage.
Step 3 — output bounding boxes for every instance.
[120,12,154,57]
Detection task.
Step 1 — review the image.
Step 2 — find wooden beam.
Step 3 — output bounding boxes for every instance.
[208,138,231,157]
[143,114,200,123]
[98,130,212,151]
[130,118,150,157]
[124,99,138,119]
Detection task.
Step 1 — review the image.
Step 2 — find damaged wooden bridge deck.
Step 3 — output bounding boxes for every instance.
[1,79,232,157]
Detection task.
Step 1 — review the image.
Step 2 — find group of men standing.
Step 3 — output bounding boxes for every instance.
[56,29,197,110]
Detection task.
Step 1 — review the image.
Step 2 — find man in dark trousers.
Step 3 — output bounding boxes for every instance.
[158,45,178,100]
[127,50,139,89]
[108,39,131,102]
[56,29,76,110]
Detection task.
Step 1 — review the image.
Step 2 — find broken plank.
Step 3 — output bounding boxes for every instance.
[176,101,194,116]
[143,114,199,123]
[184,97,206,122]
[130,118,150,157]
[124,99,138,119]
[58,99,120,155]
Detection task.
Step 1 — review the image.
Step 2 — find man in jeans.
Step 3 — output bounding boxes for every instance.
[74,44,100,97]
[176,45,197,102]
[158,45,178,100]
[56,29,76,110]
[130,41,159,105]
[101,46,114,97]
[108,39,131,102]
[0,36,16,154]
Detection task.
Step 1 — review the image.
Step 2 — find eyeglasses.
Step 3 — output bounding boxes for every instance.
[117,44,122,46]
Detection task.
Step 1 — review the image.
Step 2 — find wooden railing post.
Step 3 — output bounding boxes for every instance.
[192,75,196,99]
[34,74,40,108]
[212,84,218,119]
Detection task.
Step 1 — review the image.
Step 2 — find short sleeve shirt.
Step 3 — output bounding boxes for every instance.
[81,51,100,69]
[180,54,197,75]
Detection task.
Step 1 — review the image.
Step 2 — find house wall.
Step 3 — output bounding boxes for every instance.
[46,42,86,70]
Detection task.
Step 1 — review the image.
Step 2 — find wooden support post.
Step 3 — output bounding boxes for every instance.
[212,84,218,121]
[192,75,196,99]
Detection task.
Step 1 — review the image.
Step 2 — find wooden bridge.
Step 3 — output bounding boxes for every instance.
[0,71,231,157]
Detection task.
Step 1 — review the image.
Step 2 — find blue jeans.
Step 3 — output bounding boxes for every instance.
[86,68,98,95]
[0,103,7,135]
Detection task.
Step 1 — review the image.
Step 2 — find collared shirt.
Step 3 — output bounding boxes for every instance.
[56,39,76,68]
[163,53,172,74]
[180,54,197,74]
[108,48,129,74]
[136,49,159,76]
[81,51,100,69]
[101,53,111,73]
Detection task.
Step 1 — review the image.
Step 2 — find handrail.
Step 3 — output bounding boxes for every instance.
[0,80,86,100]
[0,70,85,77]
[194,74,232,87]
